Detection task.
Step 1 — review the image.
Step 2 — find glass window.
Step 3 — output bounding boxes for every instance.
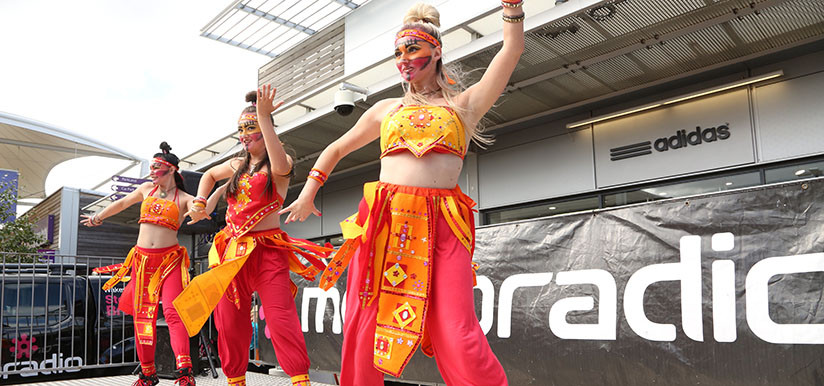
[2,281,71,328]
[484,196,600,225]
[603,171,761,207]
[764,160,824,184]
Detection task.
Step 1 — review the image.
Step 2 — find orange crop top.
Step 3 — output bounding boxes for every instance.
[139,186,181,231]
[380,104,467,159]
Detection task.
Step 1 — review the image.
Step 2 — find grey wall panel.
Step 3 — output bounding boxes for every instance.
[478,128,595,209]
[755,71,824,162]
[594,88,755,188]
[321,184,364,236]
[281,192,322,239]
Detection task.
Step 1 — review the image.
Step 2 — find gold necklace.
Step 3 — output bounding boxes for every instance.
[158,186,174,198]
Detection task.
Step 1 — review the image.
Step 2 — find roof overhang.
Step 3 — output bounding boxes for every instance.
[0,111,145,199]
[201,0,367,58]
[189,0,824,187]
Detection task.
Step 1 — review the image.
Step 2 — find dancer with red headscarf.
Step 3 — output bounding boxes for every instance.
[84,142,197,386]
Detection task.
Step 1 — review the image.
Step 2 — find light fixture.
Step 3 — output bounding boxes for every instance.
[548,206,557,210]
[725,182,733,186]
[566,70,783,129]
[658,192,668,196]
[795,169,807,176]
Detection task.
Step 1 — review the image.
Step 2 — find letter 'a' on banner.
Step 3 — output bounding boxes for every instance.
[173,236,255,336]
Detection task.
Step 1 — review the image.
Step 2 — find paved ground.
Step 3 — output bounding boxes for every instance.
[24,368,338,386]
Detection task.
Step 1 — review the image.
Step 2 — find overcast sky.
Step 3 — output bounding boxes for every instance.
[1,0,273,200]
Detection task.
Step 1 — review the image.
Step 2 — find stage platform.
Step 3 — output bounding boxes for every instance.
[23,368,338,386]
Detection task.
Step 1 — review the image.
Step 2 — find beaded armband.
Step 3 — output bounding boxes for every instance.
[307,168,328,186]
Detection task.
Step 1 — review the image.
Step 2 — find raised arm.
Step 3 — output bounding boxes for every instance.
[80,182,149,226]
[279,98,396,223]
[257,84,292,176]
[458,4,525,125]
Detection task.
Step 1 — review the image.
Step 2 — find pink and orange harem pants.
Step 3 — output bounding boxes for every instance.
[100,245,192,375]
[174,228,329,386]
[319,181,507,386]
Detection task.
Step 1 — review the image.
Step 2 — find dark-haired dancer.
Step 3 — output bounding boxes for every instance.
[280,2,524,385]
[177,87,330,386]
[83,142,197,386]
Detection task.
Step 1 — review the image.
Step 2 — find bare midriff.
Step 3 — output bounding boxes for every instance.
[379,151,464,189]
[135,223,180,249]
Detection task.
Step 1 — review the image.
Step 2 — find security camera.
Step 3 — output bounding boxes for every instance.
[334,83,368,116]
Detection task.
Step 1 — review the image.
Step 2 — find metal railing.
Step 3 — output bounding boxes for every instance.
[1,252,139,381]
[0,248,278,382]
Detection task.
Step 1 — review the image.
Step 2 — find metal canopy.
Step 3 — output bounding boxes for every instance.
[190,0,824,187]
[201,0,368,58]
[0,111,144,200]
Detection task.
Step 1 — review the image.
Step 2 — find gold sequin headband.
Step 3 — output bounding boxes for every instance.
[395,29,441,48]
[239,113,258,123]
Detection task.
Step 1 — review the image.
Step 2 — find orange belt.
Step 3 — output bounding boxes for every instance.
[174,227,332,337]
[101,245,189,345]
[319,181,478,377]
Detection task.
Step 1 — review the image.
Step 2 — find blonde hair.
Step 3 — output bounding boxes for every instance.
[399,3,493,146]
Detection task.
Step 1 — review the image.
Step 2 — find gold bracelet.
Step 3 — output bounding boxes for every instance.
[502,0,523,8]
[503,12,525,23]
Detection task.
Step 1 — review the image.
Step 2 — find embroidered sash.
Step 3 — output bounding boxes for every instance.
[101,245,189,346]
[173,228,331,337]
[319,181,477,377]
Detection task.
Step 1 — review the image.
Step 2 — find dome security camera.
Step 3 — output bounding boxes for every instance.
[333,83,368,116]
[334,89,355,116]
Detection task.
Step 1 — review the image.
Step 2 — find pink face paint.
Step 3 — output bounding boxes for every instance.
[239,132,263,150]
[395,38,434,82]
[150,164,171,179]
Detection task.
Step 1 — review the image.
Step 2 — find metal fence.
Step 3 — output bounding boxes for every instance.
[0,250,251,383]
[0,252,140,382]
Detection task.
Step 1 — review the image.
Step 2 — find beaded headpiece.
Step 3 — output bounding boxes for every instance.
[395,29,441,48]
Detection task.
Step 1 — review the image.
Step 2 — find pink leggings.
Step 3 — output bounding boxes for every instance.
[340,214,507,386]
[125,246,190,372]
[213,245,310,379]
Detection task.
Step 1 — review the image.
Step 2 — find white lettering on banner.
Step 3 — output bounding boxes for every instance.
[475,276,495,335]
[299,233,824,345]
[549,270,617,340]
[745,252,824,344]
[301,287,343,334]
[624,235,703,342]
[2,354,82,379]
[497,273,554,339]
[711,232,737,342]
[712,260,737,342]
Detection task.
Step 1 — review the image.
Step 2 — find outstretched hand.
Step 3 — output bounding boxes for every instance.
[279,197,321,224]
[185,207,211,225]
[80,214,100,227]
[257,84,285,117]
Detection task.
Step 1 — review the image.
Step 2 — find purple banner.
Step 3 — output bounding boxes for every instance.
[0,169,18,222]
[111,175,150,185]
[112,185,137,193]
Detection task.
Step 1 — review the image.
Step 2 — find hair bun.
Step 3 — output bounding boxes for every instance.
[245,90,257,105]
[159,141,172,154]
[403,3,440,27]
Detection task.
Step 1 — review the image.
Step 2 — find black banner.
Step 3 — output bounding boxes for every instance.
[286,178,824,385]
